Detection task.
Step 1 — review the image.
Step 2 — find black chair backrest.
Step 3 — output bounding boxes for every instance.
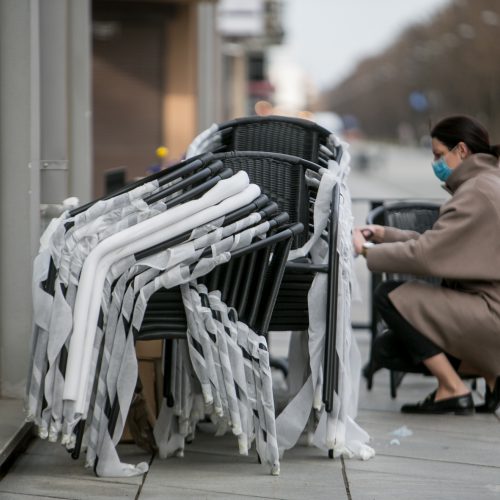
[225,116,323,160]
[382,201,441,283]
[210,151,324,248]
[217,115,342,167]
[384,201,440,235]
[222,155,308,245]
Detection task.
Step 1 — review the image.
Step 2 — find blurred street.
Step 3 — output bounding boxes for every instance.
[348,141,446,200]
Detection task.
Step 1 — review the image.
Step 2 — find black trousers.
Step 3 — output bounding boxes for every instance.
[374,280,460,368]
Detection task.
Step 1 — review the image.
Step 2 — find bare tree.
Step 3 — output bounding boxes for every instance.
[320,0,500,142]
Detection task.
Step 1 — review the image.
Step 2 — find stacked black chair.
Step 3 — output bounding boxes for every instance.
[187,118,344,458]
[32,116,351,472]
[142,144,343,458]
[65,152,304,464]
[71,116,343,462]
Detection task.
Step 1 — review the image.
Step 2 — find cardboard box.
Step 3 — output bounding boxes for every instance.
[135,339,162,360]
[121,341,163,443]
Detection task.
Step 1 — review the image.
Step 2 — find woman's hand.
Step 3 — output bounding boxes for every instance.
[357,224,385,243]
[353,224,385,256]
[352,228,366,256]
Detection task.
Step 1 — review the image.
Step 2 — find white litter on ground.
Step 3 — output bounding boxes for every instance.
[390,425,413,438]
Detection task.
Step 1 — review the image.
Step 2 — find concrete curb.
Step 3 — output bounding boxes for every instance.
[0,421,34,478]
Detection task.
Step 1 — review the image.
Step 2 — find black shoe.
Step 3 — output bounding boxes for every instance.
[401,390,474,415]
[475,376,500,413]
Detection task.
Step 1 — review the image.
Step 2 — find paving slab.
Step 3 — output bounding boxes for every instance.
[0,467,139,500]
[345,455,500,500]
[358,408,500,467]
[0,493,69,500]
[21,440,151,486]
[359,407,500,443]
[140,431,348,500]
[0,441,150,500]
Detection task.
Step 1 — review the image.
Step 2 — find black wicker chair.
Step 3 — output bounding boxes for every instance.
[364,201,443,398]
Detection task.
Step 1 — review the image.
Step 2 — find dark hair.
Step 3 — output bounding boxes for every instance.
[430,115,500,158]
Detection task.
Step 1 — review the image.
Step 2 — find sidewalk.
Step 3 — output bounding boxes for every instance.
[1,331,499,500]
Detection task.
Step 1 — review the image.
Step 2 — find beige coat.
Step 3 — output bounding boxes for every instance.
[367,153,500,375]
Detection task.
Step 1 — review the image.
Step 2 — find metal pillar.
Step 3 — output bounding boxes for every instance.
[0,0,92,397]
[68,0,93,204]
[0,0,40,398]
[38,0,69,204]
[197,1,222,131]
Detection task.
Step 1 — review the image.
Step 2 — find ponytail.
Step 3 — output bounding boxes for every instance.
[490,144,500,158]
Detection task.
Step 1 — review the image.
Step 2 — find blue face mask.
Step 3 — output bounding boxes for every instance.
[432,157,453,182]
